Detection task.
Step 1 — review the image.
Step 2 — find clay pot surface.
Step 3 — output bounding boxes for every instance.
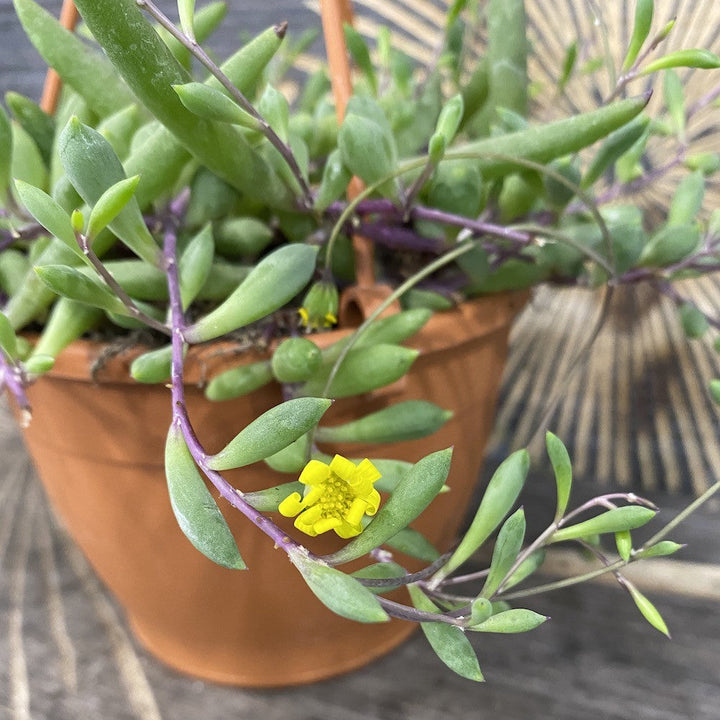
[21,292,526,686]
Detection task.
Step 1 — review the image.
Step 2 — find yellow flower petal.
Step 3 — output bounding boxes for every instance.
[329,454,357,481]
[299,459,330,486]
[335,522,362,539]
[294,515,319,536]
[345,497,369,527]
[278,492,304,518]
[298,505,322,525]
[313,516,342,534]
[365,489,381,516]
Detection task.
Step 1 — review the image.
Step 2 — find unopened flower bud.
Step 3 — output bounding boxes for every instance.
[299,280,339,330]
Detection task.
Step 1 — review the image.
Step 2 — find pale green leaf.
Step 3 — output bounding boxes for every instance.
[408,585,484,681]
[290,549,389,623]
[546,431,572,521]
[438,450,529,580]
[551,506,656,543]
[165,423,245,569]
[207,397,332,471]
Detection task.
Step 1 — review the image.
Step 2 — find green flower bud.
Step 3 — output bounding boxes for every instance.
[70,209,85,234]
[299,280,339,331]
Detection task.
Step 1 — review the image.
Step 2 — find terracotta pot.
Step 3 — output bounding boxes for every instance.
[19,292,526,686]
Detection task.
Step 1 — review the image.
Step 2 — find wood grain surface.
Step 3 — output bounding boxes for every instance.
[2,400,719,720]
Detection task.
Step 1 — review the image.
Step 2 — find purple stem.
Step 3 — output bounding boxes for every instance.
[326,198,534,251]
[1,223,46,252]
[559,492,658,526]
[688,80,720,118]
[0,350,31,424]
[162,225,307,556]
[411,206,533,247]
[356,221,446,254]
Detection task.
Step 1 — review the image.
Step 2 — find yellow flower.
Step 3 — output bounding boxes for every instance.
[279,455,382,538]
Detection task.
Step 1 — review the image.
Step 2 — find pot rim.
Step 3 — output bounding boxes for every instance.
[35,291,528,385]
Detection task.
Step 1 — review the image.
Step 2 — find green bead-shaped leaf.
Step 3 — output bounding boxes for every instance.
[177,0,196,39]
[551,506,656,543]
[351,562,406,594]
[710,379,720,405]
[624,581,670,637]
[243,481,303,512]
[663,69,685,137]
[615,530,633,561]
[469,608,548,633]
[315,401,452,445]
[165,423,245,569]
[6,92,54,166]
[14,180,86,261]
[0,103,12,201]
[344,23,377,95]
[315,148,353,213]
[338,113,394,190]
[636,541,684,558]
[179,224,214,310]
[30,298,102,359]
[503,548,546,590]
[639,223,700,267]
[13,0,135,118]
[324,448,452,566]
[641,49,720,75]
[271,337,322,383]
[481,508,526,598]
[34,264,127,314]
[263,433,310,473]
[0,311,18,359]
[86,175,141,241]
[289,549,389,623]
[11,121,46,190]
[185,244,318,342]
[24,353,55,375]
[173,82,261,129]
[581,115,649,189]
[437,450,529,581]
[546,431,572,521]
[214,216,274,258]
[258,84,290,142]
[322,308,432,362]
[408,585,484,682]
[679,302,709,339]
[130,345,174,384]
[59,117,160,265]
[667,171,705,227]
[207,397,332,471]
[384,527,440,562]
[470,597,493,626]
[205,360,273,401]
[622,0,654,71]
[685,152,720,175]
[300,344,419,399]
[434,94,464,145]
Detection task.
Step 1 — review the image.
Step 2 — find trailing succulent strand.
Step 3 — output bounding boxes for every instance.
[3,0,720,679]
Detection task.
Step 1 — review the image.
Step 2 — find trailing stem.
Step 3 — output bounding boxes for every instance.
[162,217,307,556]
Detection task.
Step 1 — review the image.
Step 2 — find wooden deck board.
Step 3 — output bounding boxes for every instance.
[1,403,719,719]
